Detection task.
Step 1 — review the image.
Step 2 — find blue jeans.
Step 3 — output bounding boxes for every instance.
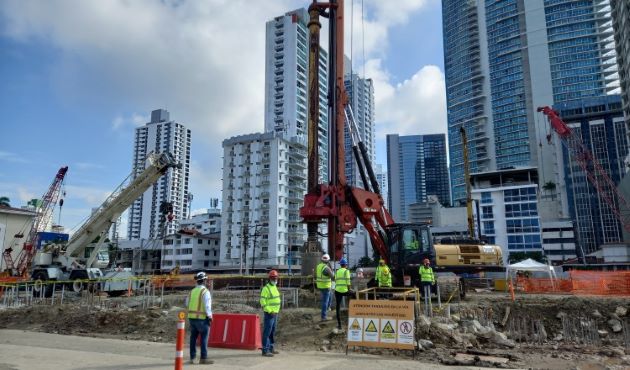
[262,312,277,354]
[319,288,331,319]
[189,318,210,360]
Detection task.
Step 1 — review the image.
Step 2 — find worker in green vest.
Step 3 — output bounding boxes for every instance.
[375,258,392,287]
[334,258,352,330]
[260,270,282,357]
[419,258,436,298]
[186,272,213,365]
[315,253,334,321]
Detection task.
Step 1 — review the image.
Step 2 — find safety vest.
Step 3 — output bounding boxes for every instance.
[260,283,281,314]
[187,286,208,319]
[316,262,332,289]
[335,268,350,293]
[419,265,435,283]
[376,265,392,287]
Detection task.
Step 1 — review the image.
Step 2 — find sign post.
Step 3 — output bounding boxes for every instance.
[346,299,415,356]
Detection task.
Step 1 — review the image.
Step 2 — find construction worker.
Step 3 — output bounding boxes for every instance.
[375,258,392,287]
[260,270,281,357]
[186,272,213,365]
[334,258,352,330]
[315,253,334,320]
[419,258,436,298]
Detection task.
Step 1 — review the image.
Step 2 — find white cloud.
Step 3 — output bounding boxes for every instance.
[0,0,442,216]
[64,185,111,207]
[16,186,36,202]
[365,59,446,138]
[0,151,29,163]
[111,113,147,130]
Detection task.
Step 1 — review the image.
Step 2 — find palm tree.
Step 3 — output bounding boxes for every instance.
[0,196,10,208]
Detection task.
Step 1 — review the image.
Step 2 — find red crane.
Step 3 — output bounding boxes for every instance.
[2,166,68,277]
[537,106,630,233]
[299,0,394,263]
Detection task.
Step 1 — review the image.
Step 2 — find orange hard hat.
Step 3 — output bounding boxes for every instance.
[269,270,279,278]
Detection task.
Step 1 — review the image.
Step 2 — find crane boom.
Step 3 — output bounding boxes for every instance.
[63,152,180,265]
[538,106,630,233]
[3,166,68,277]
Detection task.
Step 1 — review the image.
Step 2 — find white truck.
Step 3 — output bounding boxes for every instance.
[32,152,180,296]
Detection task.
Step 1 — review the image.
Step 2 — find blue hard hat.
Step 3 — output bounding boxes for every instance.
[339,258,348,266]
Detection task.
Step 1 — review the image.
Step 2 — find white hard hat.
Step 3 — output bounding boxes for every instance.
[358,268,364,272]
[321,253,330,262]
[195,272,207,281]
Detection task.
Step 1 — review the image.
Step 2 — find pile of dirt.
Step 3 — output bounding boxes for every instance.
[1,291,629,369]
[0,305,182,343]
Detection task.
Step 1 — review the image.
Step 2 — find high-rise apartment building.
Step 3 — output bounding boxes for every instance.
[220,132,307,268]
[555,96,628,255]
[344,66,376,188]
[443,0,618,207]
[386,134,450,222]
[612,0,630,137]
[375,164,388,209]
[264,8,329,182]
[128,109,191,240]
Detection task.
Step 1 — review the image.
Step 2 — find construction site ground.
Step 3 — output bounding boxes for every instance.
[0,290,629,369]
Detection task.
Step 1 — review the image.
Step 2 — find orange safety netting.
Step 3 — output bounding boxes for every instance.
[518,270,630,296]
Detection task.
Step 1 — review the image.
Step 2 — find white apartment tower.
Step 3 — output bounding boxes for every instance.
[128,109,191,240]
[344,63,376,189]
[220,132,307,268]
[264,8,329,182]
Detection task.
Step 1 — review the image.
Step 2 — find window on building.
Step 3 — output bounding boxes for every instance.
[198,239,203,244]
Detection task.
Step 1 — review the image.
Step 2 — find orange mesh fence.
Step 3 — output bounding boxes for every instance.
[519,271,630,296]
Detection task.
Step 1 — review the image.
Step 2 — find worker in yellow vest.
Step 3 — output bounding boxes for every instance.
[315,253,334,321]
[186,272,213,365]
[260,270,281,357]
[334,258,352,330]
[419,258,436,298]
[375,258,392,287]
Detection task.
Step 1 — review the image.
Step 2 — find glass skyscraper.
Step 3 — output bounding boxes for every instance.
[386,134,450,222]
[443,0,618,207]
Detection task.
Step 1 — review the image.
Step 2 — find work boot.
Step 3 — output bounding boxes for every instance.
[272,349,280,355]
[199,358,214,364]
[262,352,274,357]
[189,358,196,364]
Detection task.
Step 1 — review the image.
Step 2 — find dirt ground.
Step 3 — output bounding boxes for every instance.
[0,290,628,369]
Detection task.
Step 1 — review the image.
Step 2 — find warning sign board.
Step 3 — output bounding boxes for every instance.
[397,320,415,346]
[363,318,379,342]
[380,319,396,343]
[347,300,414,350]
[347,318,363,342]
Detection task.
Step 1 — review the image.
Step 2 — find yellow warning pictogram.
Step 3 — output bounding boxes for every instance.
[382,321,395,334]
[365,320,377,332]
[350,319,361,330]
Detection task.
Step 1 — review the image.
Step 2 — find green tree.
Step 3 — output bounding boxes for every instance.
[0,196,10,207]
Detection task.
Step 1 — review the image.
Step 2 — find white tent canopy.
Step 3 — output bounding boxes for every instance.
[505,258,556,281]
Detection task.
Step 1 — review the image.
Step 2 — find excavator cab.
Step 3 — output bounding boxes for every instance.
[385,223,434,286]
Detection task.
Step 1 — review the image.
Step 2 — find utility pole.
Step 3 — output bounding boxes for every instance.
[243,223,249,275]
[251,224,260,275]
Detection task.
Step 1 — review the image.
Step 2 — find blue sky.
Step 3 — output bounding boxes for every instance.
[0,0,446,236]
